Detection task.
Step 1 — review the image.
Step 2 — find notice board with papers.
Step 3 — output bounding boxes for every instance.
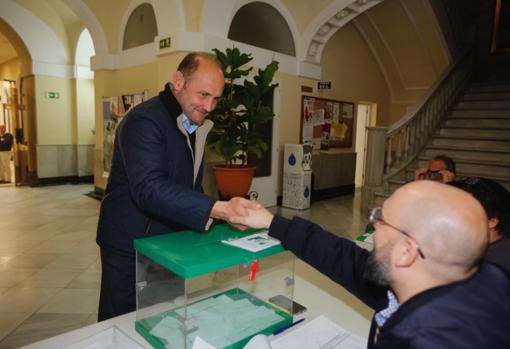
[300,96,355,151]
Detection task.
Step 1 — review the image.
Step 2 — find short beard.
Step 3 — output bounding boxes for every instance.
[363,244,393,286]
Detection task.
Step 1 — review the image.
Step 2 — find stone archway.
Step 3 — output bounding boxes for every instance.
[300,0,384,64]
[0,16,35,184]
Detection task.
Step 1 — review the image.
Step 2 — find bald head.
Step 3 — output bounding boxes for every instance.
[385,181,487,271]
[177,52,223,81]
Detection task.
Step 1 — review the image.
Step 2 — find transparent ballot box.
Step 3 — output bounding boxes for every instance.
[134,224,296,349]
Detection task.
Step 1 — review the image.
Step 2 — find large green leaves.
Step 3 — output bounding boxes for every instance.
[213,48,252,80]
[207,47,279,166]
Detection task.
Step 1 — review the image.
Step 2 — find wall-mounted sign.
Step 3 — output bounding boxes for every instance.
[45,91,60,99]
[317,81,332,90]
[159,37,171,49]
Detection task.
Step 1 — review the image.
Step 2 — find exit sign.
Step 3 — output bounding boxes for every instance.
[318,81,332,90]
[46,91,60,99]
[159,37,171,49]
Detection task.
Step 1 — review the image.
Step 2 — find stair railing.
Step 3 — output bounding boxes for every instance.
[362,47,473,210]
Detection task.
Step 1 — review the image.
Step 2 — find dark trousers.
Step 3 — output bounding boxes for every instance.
[98,247,136,321]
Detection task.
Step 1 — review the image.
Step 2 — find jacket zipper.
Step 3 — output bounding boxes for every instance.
[144,219,153,235]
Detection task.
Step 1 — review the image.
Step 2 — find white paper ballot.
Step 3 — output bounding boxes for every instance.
[270,315,367,349]
[244,334,272,349]
[222,231,280,252]
[192,336,217,349]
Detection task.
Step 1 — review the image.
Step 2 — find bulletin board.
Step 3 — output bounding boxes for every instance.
[103,91,147,177]
[300,96,355,151]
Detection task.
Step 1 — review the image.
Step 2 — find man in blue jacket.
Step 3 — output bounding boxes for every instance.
[96,52,259,321]
[232,181,510,348]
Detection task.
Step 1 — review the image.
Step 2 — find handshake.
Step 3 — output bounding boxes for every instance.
[210,197,274,231]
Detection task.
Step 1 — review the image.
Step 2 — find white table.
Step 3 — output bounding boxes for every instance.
[22,258,373,348]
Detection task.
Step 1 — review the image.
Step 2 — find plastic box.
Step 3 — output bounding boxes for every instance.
[66,326,144,349]
[283,172,312,210]
[134,225,295,349]
[283,144,312,174]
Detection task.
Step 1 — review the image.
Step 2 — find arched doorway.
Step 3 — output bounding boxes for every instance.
[0,18,33,186]
[75,29,96,180]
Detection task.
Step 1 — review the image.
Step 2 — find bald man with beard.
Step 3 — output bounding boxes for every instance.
[230,181,510,348]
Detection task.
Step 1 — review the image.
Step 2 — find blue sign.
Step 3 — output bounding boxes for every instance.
[317,81,332,90]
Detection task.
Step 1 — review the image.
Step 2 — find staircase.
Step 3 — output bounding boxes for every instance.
[375,82,510,204]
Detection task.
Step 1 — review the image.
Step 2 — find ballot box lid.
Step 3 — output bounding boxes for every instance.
[134,224,285,279]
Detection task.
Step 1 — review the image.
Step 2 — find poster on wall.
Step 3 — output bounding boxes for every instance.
[300,96,354,150]
[103,92,147,177]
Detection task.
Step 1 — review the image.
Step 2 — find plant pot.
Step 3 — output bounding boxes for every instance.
[213,164,256,199]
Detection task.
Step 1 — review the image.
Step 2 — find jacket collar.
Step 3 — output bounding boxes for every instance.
[158,83,182,118]
[160,82,214,186]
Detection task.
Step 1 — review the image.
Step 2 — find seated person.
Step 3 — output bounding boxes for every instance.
[414,154,456,183]
[230,181,510,348]
[449,177,510,273]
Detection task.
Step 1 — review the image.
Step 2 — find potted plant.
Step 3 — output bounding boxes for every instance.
[207,47,279,199]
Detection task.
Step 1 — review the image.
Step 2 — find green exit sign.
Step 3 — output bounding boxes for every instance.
[46,91,60,99]
[159,37,171,49]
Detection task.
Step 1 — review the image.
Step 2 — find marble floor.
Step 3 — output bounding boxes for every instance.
[0,184,369,348]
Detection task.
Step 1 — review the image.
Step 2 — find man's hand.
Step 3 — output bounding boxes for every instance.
[229,207,274,230]
[210,197,262,231]
[414,167,428,181]
[439,170,455,183]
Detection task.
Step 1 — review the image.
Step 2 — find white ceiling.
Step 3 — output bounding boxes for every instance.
[0,32,18,65]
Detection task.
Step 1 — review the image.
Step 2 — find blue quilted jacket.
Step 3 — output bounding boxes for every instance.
[97,84,216,253]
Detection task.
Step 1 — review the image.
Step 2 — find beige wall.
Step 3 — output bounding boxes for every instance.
[35,75,75,144]
[16,0,80,64]
[388,103,411,125]
[0,18,32,76]
[117,62,159,97]
[399,0,450,73]
[320,22,390,127]
[157,53,187,87]
[353,0,450,112]
[21,75,37,180]
[183,0,205,32]
[76,78,95,145]
[281,0,332,34]
[277,73,304,147]
[0,57,20,81]
[84,0,130,54]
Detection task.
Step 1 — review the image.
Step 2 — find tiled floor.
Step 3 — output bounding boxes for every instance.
[0,184,368,348]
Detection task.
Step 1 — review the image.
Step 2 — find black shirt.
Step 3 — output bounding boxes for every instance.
[0,133,13,151]
[486,238,510,273]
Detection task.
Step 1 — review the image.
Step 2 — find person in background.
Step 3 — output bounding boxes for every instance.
[414,154,456,183]
[0,124,13,183]
[449,177,510,273]
[96,52,259,321]
[364,154,457,239]
[231,181,510,348]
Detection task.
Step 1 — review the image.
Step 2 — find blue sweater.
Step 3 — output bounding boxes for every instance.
[269,215,510,348]
[97,84,216,253]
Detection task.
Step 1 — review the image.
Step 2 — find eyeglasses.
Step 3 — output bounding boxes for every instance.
[369,206,426,259]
